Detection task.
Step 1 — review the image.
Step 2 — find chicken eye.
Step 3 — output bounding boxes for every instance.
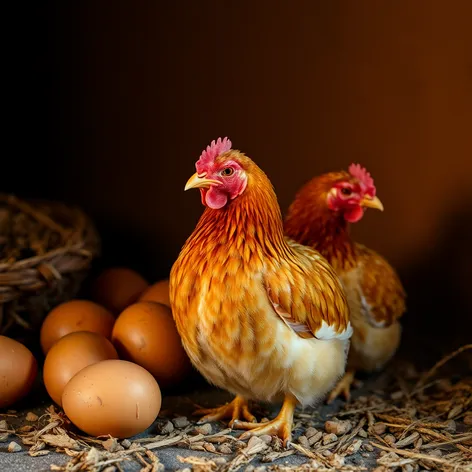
[221,167,234,176]
[341,187,352,196]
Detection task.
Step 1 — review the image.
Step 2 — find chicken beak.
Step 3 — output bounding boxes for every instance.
[184,173,221,191]
[360,195,384,211]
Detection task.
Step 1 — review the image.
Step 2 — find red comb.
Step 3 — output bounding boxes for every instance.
[196,137,232,174]
[348,163,376,196]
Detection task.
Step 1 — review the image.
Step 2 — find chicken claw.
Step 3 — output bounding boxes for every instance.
[327,370,355,404]
[235,394,297,447]
[194,395,256,427]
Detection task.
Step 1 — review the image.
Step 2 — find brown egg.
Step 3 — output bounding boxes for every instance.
[112,301,191,387]
[138,279,170,307]
[40,300,115,354]
[43,331,119,406]
[62,359,161,438]
[0,336,38,408]
[91,267,149,314]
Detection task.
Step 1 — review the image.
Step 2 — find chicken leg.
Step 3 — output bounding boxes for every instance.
[327,370,356,403]
[194,395,257,427]
[234,393,297,447]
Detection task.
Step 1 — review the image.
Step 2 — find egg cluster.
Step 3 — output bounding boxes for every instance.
[0,268,192,438]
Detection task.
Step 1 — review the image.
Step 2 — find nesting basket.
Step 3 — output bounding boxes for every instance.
[0,194,100,342]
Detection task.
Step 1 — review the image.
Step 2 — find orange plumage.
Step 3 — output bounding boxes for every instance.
[284,166,406,402]
[170,139,352,444]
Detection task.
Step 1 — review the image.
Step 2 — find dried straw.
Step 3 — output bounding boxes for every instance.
[0,194,100,339]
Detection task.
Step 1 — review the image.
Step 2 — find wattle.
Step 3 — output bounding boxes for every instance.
[344,205,364,223]
[205,187,228,209]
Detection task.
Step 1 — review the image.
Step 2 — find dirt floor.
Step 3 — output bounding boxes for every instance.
[1,342,471,472]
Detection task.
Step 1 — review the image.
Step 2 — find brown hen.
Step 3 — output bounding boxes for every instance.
[170,138,352,444]
[284,164,406,402]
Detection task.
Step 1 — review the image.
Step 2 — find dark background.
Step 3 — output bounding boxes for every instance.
[6,2,472,357]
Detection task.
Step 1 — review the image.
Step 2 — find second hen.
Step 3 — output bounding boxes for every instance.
[170,138,352,444]
[284,164,406,403]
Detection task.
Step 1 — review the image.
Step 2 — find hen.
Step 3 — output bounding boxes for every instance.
[284,164,406,403]
[170,138,352,444]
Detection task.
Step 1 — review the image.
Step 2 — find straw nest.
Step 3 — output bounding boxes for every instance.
[0,194,100,341]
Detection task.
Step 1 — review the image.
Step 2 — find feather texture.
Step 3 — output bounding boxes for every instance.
[284,169,406,377]
[170,151,351,406]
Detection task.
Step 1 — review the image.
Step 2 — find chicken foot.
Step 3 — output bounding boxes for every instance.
[194,395,257,427]
[233,393,297,447]
[327,369,356,403]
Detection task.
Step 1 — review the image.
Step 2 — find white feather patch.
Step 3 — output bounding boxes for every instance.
[314,320,353,341]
